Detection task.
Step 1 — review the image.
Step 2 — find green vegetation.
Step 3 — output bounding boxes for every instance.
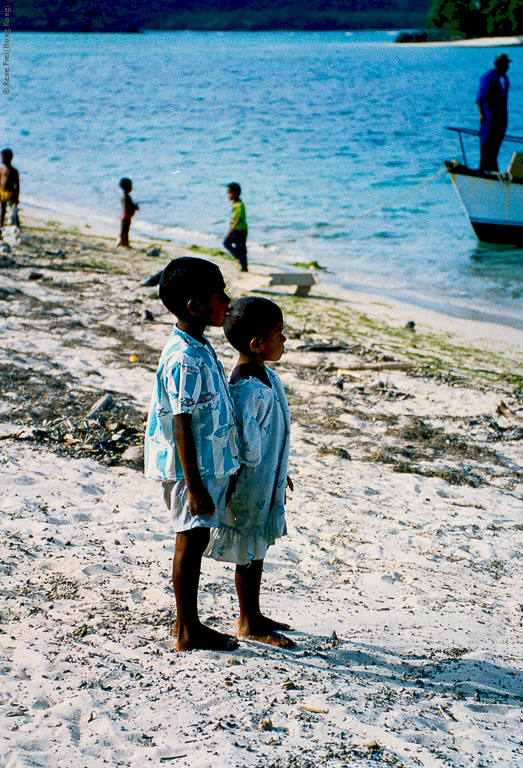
[187,244,233,259]
[426,0,523,38]
[288,260,327,271]
[275,293,523,394]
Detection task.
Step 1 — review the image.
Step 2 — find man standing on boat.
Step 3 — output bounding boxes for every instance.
[476,53,510,173]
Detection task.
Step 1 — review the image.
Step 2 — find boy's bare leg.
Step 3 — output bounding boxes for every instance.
[235,559,295,648]
[117,218,131,248]
[0,202,6,230]
[172,529,238,652]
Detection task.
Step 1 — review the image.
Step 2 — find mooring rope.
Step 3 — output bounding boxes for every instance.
[261,167,449,247]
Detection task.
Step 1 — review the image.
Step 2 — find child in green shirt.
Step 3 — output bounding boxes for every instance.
[223,182,248,272]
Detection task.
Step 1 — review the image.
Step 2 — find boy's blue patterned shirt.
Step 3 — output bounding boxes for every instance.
[145,326,239,481]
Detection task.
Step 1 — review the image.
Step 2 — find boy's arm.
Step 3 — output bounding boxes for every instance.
[226,215,240,239]
[172,413,216,516]
[226,201,242,238]
[13,169,19,203]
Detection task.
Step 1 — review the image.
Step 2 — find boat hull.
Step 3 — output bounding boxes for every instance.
[446,164,523,244]
[471,220,523,244]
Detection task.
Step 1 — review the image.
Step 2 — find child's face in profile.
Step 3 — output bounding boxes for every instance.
[204,285,231,327]
[227,188,238,201]
[258,320,286,362]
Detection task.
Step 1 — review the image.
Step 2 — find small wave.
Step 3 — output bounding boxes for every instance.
[370,231,400,239]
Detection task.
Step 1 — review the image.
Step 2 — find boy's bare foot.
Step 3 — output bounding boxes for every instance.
[236,617,296,649]
[259,615,293,632]
[237,628,296,649]
[237,615,293,633]
[173,623,239,652]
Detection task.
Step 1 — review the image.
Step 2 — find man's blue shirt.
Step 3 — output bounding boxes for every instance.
[476,68,509,133]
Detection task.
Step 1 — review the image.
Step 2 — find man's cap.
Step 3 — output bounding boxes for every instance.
[494,52,512,63]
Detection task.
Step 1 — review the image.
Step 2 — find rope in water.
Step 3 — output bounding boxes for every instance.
[261,167,449,248]
[25,168,449,255]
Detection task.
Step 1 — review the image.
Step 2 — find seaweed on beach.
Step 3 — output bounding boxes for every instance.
[2,225,523,499]
[0,363,145,468]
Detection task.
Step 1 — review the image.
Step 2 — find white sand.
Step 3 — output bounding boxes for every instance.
[402,36,523,48]
[1,215,523,767]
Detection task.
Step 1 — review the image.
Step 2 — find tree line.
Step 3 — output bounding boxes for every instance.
[14,0,522,36]
[15,0,427,32]
[426,0,523,38]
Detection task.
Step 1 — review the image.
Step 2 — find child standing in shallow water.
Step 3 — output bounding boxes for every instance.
[206,297,295,648]
[0,149,20,231]
[117,177,139,248]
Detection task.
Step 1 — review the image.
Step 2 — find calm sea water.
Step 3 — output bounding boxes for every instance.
[5,31,523,327]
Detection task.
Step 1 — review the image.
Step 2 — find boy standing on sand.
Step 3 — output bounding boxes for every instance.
[117,177,139,248]
[223,182,248,272]
[0,149,20,231]
[145,257,240,652]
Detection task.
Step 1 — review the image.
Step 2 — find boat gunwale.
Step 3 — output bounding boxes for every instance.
[444,161,523,185]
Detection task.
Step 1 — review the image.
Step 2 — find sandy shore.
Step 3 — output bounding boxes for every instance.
[1,213,523,768]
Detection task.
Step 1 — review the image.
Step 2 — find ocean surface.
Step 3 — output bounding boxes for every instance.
[5,30,523,328]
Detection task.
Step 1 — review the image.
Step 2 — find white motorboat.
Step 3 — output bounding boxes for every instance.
[445,126,523,245]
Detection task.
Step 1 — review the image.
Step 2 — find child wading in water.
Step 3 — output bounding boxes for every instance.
[145,257,240,652]
[117,177,139,247]
[0,149,20,231]
[207,297,295,648]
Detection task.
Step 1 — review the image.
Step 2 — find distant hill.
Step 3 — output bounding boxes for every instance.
[14,0,429,33]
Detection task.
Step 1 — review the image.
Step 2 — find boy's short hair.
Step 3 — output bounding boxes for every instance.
[159,257,225,320]
[227,182,241,197]
[119,177,132,192]
[1,149,13,162]
[225,297,282,355]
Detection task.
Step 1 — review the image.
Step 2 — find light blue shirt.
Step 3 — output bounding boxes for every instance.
[206,366,290,565]
[145,327,239,482]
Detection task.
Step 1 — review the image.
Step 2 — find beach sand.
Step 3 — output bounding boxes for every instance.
[1,212,523,768]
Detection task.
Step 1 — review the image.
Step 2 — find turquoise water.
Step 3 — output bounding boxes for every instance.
[5,30,523,327]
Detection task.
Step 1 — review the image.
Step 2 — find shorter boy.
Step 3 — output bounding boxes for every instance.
[223,182,248,272]
[117,177,139,248]
[145,256,240,652]
[0,149,20,230]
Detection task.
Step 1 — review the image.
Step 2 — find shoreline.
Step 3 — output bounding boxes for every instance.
[17,201,523,349]
[398,34,523,47]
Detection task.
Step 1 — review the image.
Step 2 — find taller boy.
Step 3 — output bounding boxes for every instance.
[145,257,240,651]
[223,182,248,272]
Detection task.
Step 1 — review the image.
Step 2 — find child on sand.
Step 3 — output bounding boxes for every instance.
[206,297,295,648]
[223,182,248,272]
[0,149,20,231]
[117,177,139,247]
[144,257,240,652]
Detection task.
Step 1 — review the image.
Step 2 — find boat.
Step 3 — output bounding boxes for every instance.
[445,126,523,245]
